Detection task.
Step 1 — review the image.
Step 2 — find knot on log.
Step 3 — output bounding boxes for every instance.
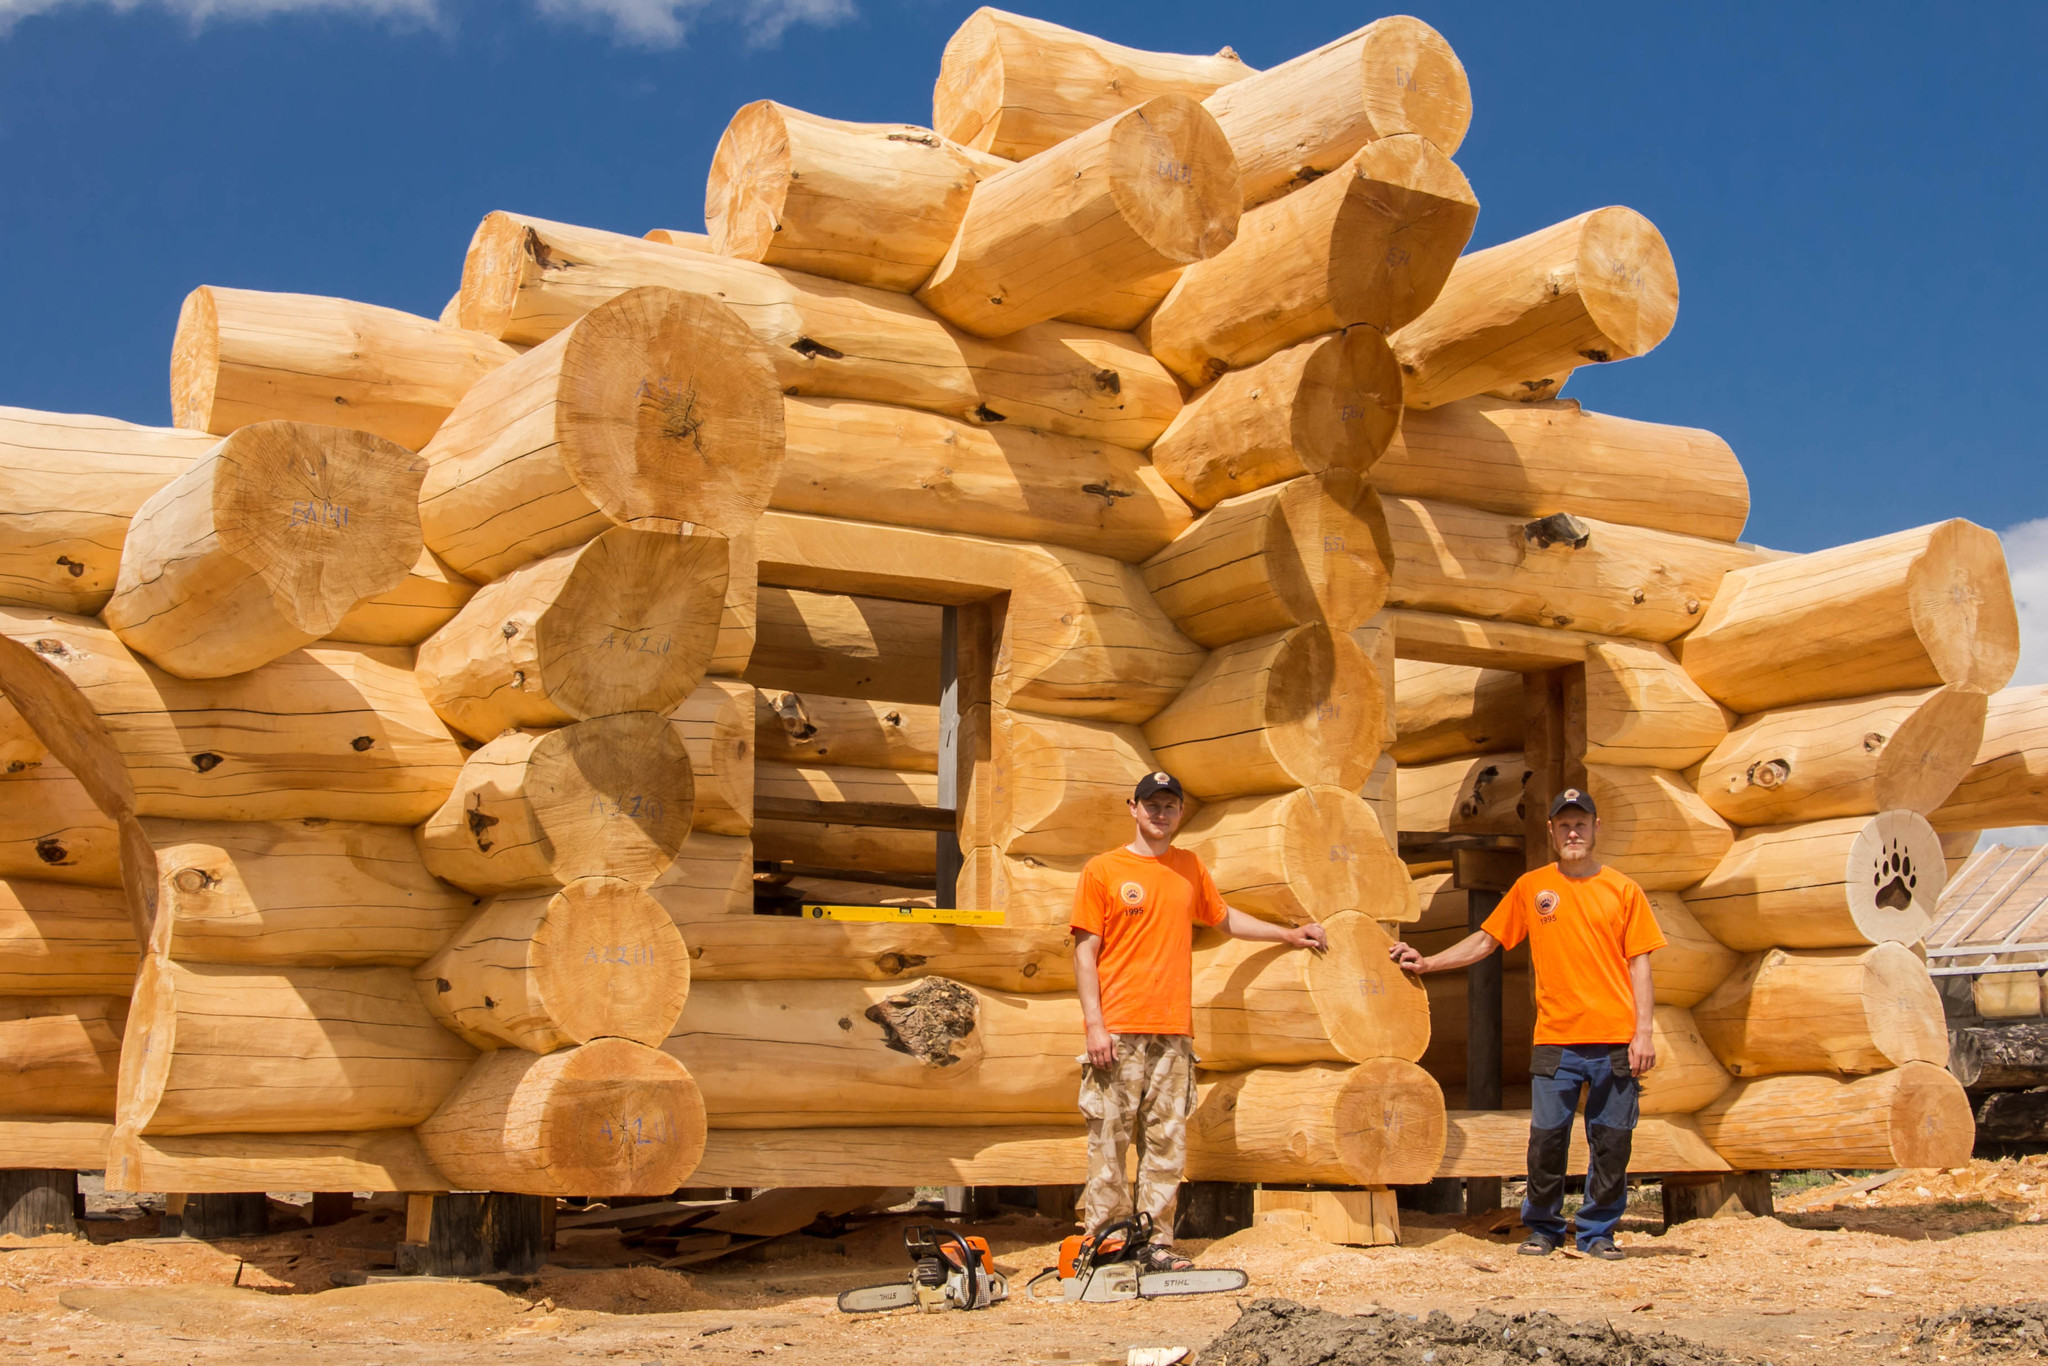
[768,690,816,742]
[866,977,977,1067]
[1521,512,1592,550]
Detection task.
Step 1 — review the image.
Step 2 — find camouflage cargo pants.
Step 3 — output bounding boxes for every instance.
[1077,1033,1195,1246]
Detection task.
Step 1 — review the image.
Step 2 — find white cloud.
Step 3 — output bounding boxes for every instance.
[2002,515,2048,688]
[532,0,853,47]
[0,0,438,26]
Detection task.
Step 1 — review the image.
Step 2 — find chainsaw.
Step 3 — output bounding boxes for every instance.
[1024,1214,1249,1303]
[837,1224,1009,1314]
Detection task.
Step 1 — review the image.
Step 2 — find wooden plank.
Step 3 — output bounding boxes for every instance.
[0,1120,109,1173]
[104,1129,449,1194]
[693,1186,905,1237]
[754,510,1024,604]
[1435,1111,1729,1177]
[1253,1187,1398,1246]
[752,796,959,832]
[1387,609,1601,670]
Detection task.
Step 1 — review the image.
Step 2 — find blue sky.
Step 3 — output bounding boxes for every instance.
[0,0,2042,565]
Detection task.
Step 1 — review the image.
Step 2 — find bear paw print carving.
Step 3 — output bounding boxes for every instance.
[1872,836,1918,913]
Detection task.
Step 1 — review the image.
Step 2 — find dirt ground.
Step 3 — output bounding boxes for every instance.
[4,1156,2046,1365]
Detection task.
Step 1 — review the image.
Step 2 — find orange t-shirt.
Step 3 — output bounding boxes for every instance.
[1481,863,1666,1045]
[1070,845,1229,1036]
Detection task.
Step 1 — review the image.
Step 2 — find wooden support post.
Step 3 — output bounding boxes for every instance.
[394,1192,550,1277]
[310,1192,355,1227]
[1465,882,1505,1215]
[1521,667,1587,871]
[1176,1181,1254,1239]
[0,1170,78,1238]
[1396,1177,1464,1215]
[937,606,962,907]
[941,1186,1000,1220]
[1254,1187,1399,1246]
[1661,1172,1774,1227]
[1036,1184,1082,1226]
[164,1192,267,1240]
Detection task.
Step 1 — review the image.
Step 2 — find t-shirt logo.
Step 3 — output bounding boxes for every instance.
[1535,889,1561,922]
[1118,881,1146,914]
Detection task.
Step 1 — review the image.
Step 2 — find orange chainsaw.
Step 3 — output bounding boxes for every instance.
[837,1224,1008,1314]
[1025,1214,1249,1302]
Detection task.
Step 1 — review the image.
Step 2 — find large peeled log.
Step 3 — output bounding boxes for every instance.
[103,422,424,679]
[755,691,937,773]
[1141,471,1390,649]
[1639,1006,1733,1115]
[0,760,119,887]
[669,679,755,837]
[457,214,1181,448]
[419,286,782,581]
[774,398,1191,563]
[1585,766,1732,893]
[0,609,462,825]
[1148,331,1402,512]
[1679,521,2020,714]
[1371,399,1750,543]
[1180,787,1412,925]
[1189,1059,1445,1187]
[1389,208,1680,411]
[1932,685,2048,832]
[1693,1062,1974,1170]
[0,408,216,614]
[1142,624,1380,798]
[1694,942,1949,1077]
[1683,811,1947,951]
[0,880,137,995]
[170,286,516,449]
[1391,660,1523,764]
[116,959,474,1135]
[1648,891,1739,1009]
[999,549,1205,724]
[0,996,127,1118]
[917,95,1241,338]
[1142,135,1478,388]
[1202,16,1470,208]
[415,1038,707,1197]
[706,102,1006,292]
[671,900,1073,992]
[1398,753,1525,836]
[1383,497,1760,642]
[746,589,940,706]
[997,712,1156,860]
[1193,911,1426,1064]
[1583,641,1730,769]
[932,8,1253,161]
[416,714,693,894]
[326,548,475,649]
[1699,687,1988,827]
[136,818,474,967]
[417,877,688,1053]
[415,525,726,742]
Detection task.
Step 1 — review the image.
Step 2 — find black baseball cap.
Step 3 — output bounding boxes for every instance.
[1133,771,1185,802]
[1548,787,1597,819]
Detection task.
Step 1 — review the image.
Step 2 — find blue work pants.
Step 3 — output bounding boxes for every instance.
[1523,1044,1638,1248]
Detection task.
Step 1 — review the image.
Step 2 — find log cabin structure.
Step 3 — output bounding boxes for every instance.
[0,6,2026,1248]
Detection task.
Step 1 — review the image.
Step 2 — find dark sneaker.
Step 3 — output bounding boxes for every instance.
[1518,1234,1558,1257]
[1582,1237,1626,1261]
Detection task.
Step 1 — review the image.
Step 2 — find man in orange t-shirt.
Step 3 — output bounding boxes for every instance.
[1389,787,1666,1261]
[1071,771,1326,1270]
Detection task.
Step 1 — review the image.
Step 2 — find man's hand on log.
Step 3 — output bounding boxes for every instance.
[1388,942,1425,973]
[1282,922,1328,951]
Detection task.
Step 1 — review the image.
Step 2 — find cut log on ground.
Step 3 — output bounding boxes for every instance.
[1693,1061,1974,1170]
[0,610,463,824]
[0,760,119,887]
[419,285,782,581]
[1640,1005,1733,1114]
[1140,470,1392,647]
[706,102,1006,292]
[0,407,216,614]
[0,880,136,995]
[918,95,1241,338]
[999,549,1206,724]
[1147,330,1402,512]
[1396,753,1525,836]
[1583,641,1730,769]
[1435,1111,1728,1177]
[1203,16,1470,208]
[668,679,755,837]
[745,589,941,706]
[416,714,693,894]
[1390,208,1680,411]
[415,525,727,742]
[0,996,126,1118]
[1142,624,1380,798]
[458,215,1181,449]
[775,397,1191,562]
[1182,785,1413,925]
[104,422,423,679]
[326,547,476,649]
[755,691,938,772]
[1694,942,1948,1077]
[932,8,1253,161]
[1684,810,1948,951]
[416,1037,707,1197]
[1934,685,2048,832]
[1678,520,2020,714]
[1193,911,1427,1064]
[1142,135,1477,388]
[1391,660,1524,765]
[1383,497,1761,642]
[417,876,688,1053]
[1585,765,1733,892]
[170,286,517,449]
[1947,1022,2048,1091]
[1648,891,1740,1009]
[1189,1059,1445,1187]
[1699,687,1988,827]
[137,818,474,966]
[116,959,475,1135]
[1370,398,1750,543]
[997,711,1156,860]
